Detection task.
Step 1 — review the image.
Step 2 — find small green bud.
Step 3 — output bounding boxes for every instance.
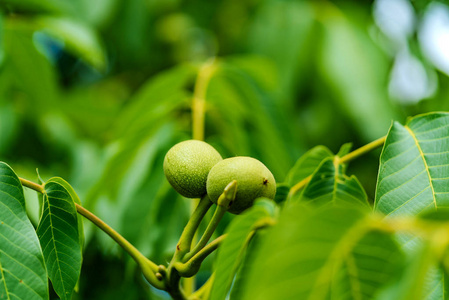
[206,157,276,214]
[164,140,222,198]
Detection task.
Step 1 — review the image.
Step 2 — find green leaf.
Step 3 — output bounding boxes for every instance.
[228,228,268,300]
[374,112,449,217]
[421,266,448,300]
[113,64,197,139]
[374,242,437,300]
[208,64,298,178]
[238,205,403,300]
[4,27,59,109]
[0,13,4,67]
[318,9,402,141]
[285,145,333,187]
[46,177,84,250]
[0,0,78,15]
[273,183,289,204]
[86,123,182,254]
[37,178,82,300]
[374,113,449,299]
[297,157,369,207]
[0,162,49,300]
[34,17,106,70]
[0,103,18,155]
[225,56,278,91]
[210,199,276,300]
[337,142,353,158]
[248,1,315,100]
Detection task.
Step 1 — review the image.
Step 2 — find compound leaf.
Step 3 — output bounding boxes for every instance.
[0,162,49,300]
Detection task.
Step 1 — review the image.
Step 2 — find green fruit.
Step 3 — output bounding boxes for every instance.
[206,156,276,214]
[164,140,222,198]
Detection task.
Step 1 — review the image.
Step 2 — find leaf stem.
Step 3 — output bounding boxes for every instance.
[18,177,165,290]
[287,136,386,199]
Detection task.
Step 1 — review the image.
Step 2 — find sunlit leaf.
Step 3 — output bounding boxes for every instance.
[0,162,49,300]
[374,112,449,299]
[374,112,449,217]
[239,205,403,300]
[210,199,276,300]
[37,178,82,300]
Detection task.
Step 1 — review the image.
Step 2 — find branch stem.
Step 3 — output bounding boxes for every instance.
[19,177,164,290]
[339,136,386,164]
[20,177,44,193]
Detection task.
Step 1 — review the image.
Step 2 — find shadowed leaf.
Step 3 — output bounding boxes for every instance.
[239,205,403,300]
[210,199,276,300]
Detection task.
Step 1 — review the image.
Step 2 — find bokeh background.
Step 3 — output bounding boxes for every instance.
[0,0,448,298]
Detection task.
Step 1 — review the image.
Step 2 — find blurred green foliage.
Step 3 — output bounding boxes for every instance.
[0,0,448,299]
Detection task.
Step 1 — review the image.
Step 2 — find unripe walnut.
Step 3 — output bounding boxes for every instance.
[164,140,222,198]
[206,157,276,214]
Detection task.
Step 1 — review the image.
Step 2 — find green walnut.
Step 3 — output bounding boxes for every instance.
[164,140,222,198]
[206,156,276,214]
